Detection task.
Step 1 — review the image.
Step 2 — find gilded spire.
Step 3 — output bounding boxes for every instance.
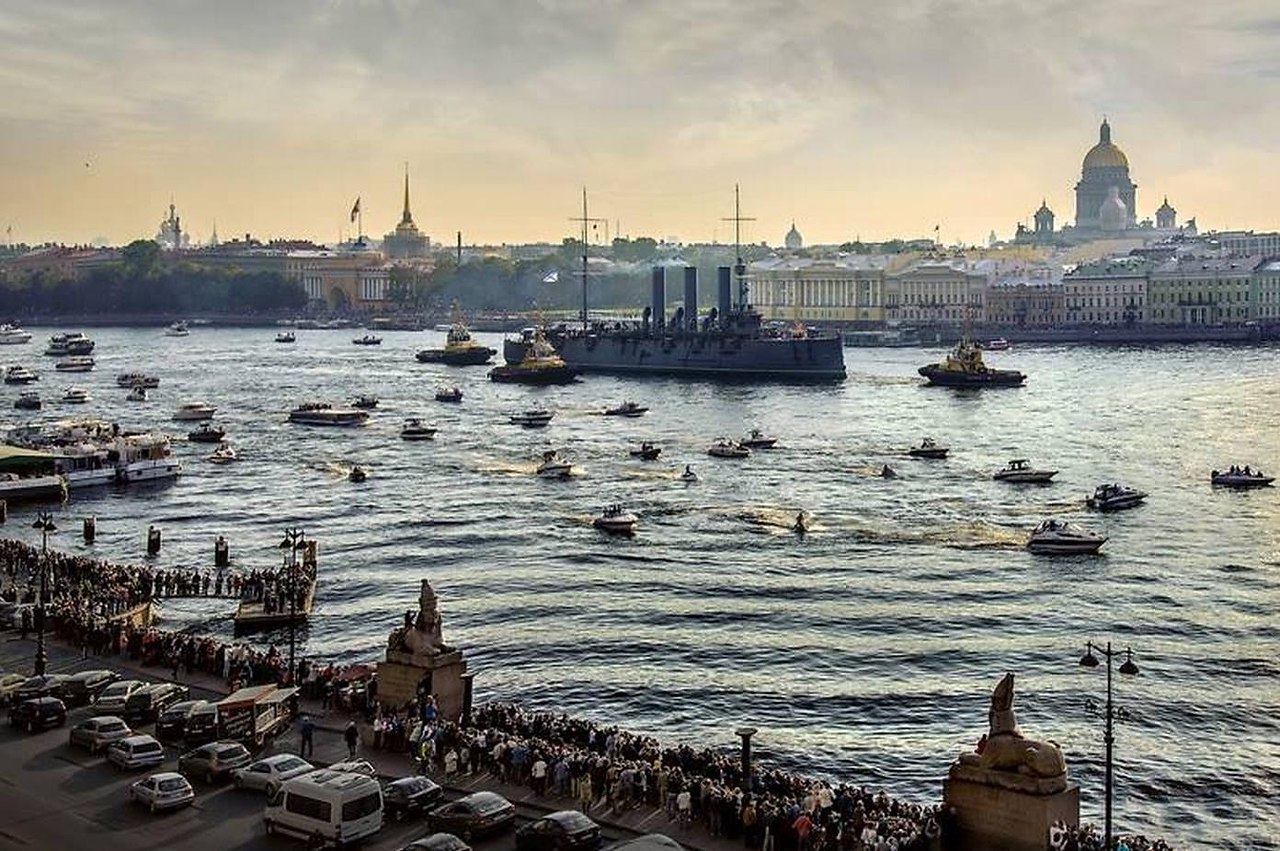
[401,163,413,226]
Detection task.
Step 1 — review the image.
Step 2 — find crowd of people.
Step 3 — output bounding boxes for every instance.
[1051,822,1176,851]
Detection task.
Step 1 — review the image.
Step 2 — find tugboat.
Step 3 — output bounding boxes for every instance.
[400,419,438,441]
[1086,483,1147,511]
[707,438,751,459]
[918,335,1025,387]
[628,442,661,460]
[535,450,573,479]
[352,334,382,346]
[593,505,638,535]
[1026,519,1107,554]
[415,306,496,365]
[188,423,226,443]
[13,390,40,410]
[993,459,1057,483]
[908,437,949,459]
[604,401,648,418]
[509,407,554,428]
[740,429,777,449]
[435,386,463,403]
[1211,466,1275,489]
[488,330,578,385]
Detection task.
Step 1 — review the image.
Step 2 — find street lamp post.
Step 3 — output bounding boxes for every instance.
[1078,640,1140,850]
[31,512,57,676]
[279,528,305,685]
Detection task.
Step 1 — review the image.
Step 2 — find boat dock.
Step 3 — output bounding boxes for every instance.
[232,541,317,633]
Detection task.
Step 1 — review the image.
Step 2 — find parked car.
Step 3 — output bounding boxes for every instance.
[62,670,120,707]
[94,679,148,714]
[384,775,444,822]
[177,740,252,783]
[516,811,603,851]
[427,791,516,841]
[231,753,314,793]
[9,696,67,732]
[107,734,166,770]
[182,701,219,745]
[68,715,133,753]
[399,833,472,851]
[129,772,195,813]
[14,674,68,702]
[155,700,203,741]
[0,673,27,705]
[124,682,190,722]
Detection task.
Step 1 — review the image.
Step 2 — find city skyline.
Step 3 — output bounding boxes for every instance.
[3,0,1279,248]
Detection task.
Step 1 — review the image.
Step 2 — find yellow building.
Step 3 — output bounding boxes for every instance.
[748,256,888,325]
[1062,257,1149,325]
[884,259,989,324]
[285,246,390,310]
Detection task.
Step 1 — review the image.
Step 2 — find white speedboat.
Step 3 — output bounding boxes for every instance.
[679,465,699,483]
[400,419,437,441]
[173,402,217,421]
[126,385,148,402]
[275,331,296,344]
[1211,467,1274,489]
[1026,519,1106,554]
[13,391,41,410]
[603,400,648,417]
[535,450,573,478]
[62,387,91,404]
[53,444,115,489]
[593,505,638,535]
[993,459,1057,483]
[509,407,554,428]
[435,386,463,403]
[116,372,160,388]
[740,429,777,449]
[164,321,190,337]
[0,323,32,345]
[54,356,95,372]
[4,365,38,384]
[707,438,750,459]
[209,441,238,464]
[115,433,182,482]
[1086,483,1147,511]
[288,403,369,427]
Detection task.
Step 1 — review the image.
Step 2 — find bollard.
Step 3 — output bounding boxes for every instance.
[0,499,6,524]
[146,525,161,556]
[83,516,96,543]
[214,535,229,568]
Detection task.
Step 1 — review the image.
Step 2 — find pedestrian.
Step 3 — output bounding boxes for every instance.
[578,773,593,815]
[344,720,359,759]
[299,714,315,758]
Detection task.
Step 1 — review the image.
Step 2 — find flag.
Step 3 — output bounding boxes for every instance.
[350,197,361,223]
[542,271,559,283]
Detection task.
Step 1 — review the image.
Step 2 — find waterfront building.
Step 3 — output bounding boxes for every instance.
[748,255,888,325]
[1213,230,1280,257]
[984,277,1064,327]
[285,247,389,310]
[1063,256,1150,325]
[382,168,430,259]
[884,259,989,324]
[1146,255,1261,325]
[0,246,120,284]
[1251,259,1280,323]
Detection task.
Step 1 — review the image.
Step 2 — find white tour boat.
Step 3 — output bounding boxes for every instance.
[0,323,32,345]
[4,365,39,384]
[173,402,217,421]
[115,433,182,482]
[1026,519,1107,554]
[45,332,95,357]
[53,444,116,489]
[509,407,554,428]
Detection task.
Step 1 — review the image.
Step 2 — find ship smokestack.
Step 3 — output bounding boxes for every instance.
[717,266,732,328]
[651,266,666,333]
[683,266,698,331]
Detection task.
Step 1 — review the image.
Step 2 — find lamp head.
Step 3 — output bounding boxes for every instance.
[1078,642,1099,668]
[1119,649,1139,676]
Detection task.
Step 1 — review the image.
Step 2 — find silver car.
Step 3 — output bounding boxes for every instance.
[231,753,315,793]
[95,680,148,714]
[107,734,166,771]
[69,715,133,753]
[129,772,195,813]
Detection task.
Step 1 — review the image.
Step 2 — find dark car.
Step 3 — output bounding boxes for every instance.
[177,740,252,783]
[427,791,516,841]
[399,833,472,851]
[383,775,443,822]
[155,700,202,741]
[516,811,602,851]
[9,696,67,732]
[62,670,121,707]
[14,674,69,703]
[124,682,190,722]
[182,701,219,745]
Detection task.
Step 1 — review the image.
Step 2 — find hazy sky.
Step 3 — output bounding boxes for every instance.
[2,0,1277,248]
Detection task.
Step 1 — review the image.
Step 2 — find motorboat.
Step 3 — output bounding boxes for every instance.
[275,331,297,344]
[54,356,95,372]
[919,336,1024,387]
[173,402,217,421]
[116,372,160,388]
[209,441,238,464]
[351,395,379,410]
[509,407,554,428]
[349,465,368,483]
[62,387,91,404]
[4,365,38,384]
[288,402,370,427]
[604,401,648,417]
[1086,483,1148,511]
[45,332,95,357]
[1211,467,1274,489]
[593,505,638,535]
[984,338,1011,351]
[400,419,437,441]
[679,465,699,483]
[908,437,949,459]
[435,386,463,403]
[53,444,115,489]
[415,310,496,366]
[115,433,182,482]
[187,423,225,443]
[0,323,32,345]
[1026,519,1107,554]
[740,429,778,449]
[628,442,661,460]
[164,321,191,337]
[125,385,148,402]
[707,438,750,459]
[993,459,1057,483]
[535,450,573,479]
[13,391,40,410]
[352,335,382,346]
[488,329,578,385]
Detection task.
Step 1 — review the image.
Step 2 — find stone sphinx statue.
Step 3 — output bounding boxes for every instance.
[388,579,453,658]
[953,673,1068,794]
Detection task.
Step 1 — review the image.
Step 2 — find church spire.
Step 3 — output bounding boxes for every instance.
[1100,118,1111,144]
[400,164,413,227]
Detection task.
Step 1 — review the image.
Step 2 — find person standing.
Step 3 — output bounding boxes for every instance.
[299,715,315,758]
[343,720,359,759]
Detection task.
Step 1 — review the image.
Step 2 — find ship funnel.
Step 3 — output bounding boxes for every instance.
[683,266,698,331]
[717,266,732,327]
[651,266,666,333]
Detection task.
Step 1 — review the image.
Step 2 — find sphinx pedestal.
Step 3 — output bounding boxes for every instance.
[943,774,1079,851]
[379,648,467,721]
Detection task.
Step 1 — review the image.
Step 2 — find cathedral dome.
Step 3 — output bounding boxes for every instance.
[784,221,803,250]
[1098,186,1128,231]
[1082,119,1129,171]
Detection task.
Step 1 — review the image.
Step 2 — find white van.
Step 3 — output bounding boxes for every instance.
[264,769,383,846]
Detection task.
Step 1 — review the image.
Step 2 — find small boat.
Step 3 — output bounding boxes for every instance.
[400,418,437,441]
[116,372,160,388]
[435,386,463,403]
[679,465,699,483]
[983,338,1011,351]
[1086,483,1147,511]
[173,402,217,421]
[349,465,368,483]
[0,323,33,345]
[54,356,95,372]
[1026,519,1107,554]
[604,401,648,418]
[13,391,40,410]
[593,505,638,535]
[3,365,38,384]
[288,403,370,427]
[62,387,91,404]
[628,442,661,460]
[993,459,1057,484]
[919,336,1025,387]
[275,331,296,344]
[535,450,573,479]
[908,437,949,459]
[1211,467,1275,489]
[164,321,191,337]
[707,438,750,459]
[187,424,226,443]
[351,395,379,410]
[209,441,238,464]
[353,335,382,346]
[125,385,148,402]
[509,407,554,428]
[740,429,777,450]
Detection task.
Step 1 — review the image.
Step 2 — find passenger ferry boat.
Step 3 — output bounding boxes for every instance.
[115,433,182,482]
[509,407,554,428]
[45,332,95,357]
[53,444,116,489]
[0,323,32,345]
[918,336,1024,387]
[288,403,370,427]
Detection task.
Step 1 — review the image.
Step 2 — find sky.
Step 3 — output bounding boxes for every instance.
[2,0,1278,249]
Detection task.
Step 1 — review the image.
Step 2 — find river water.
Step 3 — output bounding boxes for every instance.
[1,328,1276,849]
